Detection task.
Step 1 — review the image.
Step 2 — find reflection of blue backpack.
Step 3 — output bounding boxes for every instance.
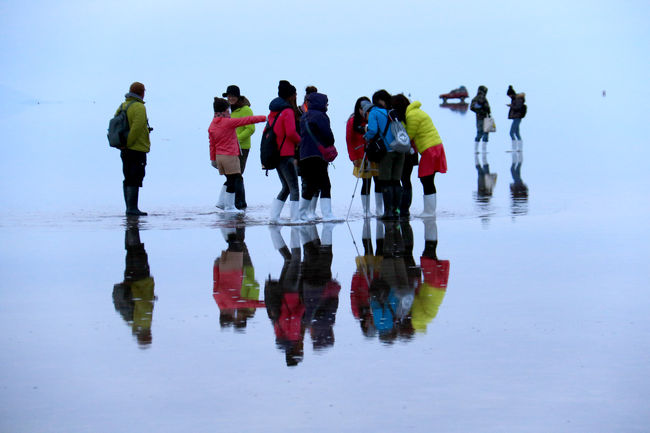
[107,101,135,149]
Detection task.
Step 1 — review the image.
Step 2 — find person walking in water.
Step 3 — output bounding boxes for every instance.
[391,94,447,218]
[116,82,152,216]
[267,80,303,224]
[346,96,380,216]
[506,85,527,152]
[298,91,336,222]
[470,85,491,154]
[209,98,266,213]
[217,85,257,210]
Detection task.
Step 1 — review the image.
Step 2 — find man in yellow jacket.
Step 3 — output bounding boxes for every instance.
[116,82,151,216]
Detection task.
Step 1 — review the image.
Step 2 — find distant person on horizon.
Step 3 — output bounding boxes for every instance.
[506,85,527,152]
[117,82,152,216]
[208,98,266,213]
[470,85,491,154]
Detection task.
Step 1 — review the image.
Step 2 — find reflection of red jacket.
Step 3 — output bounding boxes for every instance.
[346,115,367,161]
[350,272,370,319]
[274,293,305,342]
[420,257,450,289]
[213,251,265,309]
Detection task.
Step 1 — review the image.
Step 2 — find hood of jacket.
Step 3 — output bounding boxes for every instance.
[124,92,145,103]
[477,85,488,96]
[306,92,328,112]
[269,96,292,112]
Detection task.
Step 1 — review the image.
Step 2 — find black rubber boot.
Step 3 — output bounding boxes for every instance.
[381,186,394,221]
[234,177,247,210]
[399,184,412,218]
[392,185,403,219]
[125,186,147,216]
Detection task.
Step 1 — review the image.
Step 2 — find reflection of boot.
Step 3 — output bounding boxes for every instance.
[216,184,227,209]
[321,223,334,246]
[481,141,487,154]
[125,186,147,216]
[269,199,284,224]
[290,227,301,250]
[269,226,286,250]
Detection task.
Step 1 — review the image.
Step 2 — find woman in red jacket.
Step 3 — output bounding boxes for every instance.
[267,80,303,224]
[209,98,266,212]
[346,96,380,216]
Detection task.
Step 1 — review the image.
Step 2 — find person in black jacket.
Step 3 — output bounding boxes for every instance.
[470,85,491,154]
[507,85,527,151]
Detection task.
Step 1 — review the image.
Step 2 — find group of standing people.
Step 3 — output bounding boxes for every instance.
[470,84,527,153]
[114,81,525,221]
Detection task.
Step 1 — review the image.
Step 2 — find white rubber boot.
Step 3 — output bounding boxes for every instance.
[361,194,371,216]
[509,139,517,152]
[269,199,284,224]
[517,139,523,152]
[223,192,244,213]
[474,141,480,154]
[374,192,383,216]
[215,185,227,209]
[289,200,303,224]
[418,194,437,218]
[320,198,336,221]
[481,141,487,154]
[308,197,318,220]
[299,198,312,222]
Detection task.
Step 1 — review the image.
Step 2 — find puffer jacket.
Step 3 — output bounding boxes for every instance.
[470,86,491,120]
[405,101,442,154]
[208,113,266,160]
[364,106,395,151]
[299,93,335,160]
[230,97,256,149]
[346,115,367,161]
[116,92,150,153]
[268,97,301,157]
[508,93,526,119]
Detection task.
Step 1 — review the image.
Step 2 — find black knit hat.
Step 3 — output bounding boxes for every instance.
[213,97,230,113]
[278,80,297,99]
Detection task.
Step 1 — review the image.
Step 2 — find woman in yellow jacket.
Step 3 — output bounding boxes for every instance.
[391,94,447,217]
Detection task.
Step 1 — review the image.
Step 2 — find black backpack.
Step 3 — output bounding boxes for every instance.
[260,109,288,170]
[107,100,136,149]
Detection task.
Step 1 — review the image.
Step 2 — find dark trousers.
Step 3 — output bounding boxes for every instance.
[300,157,331,200]
[121,149,147,187]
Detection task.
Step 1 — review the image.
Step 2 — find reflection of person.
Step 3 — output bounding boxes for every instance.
[117,82,152,216]
[370,221,411,343]
[213,227,264,330]
[510,150,529,216]
[112,220,156,347]
[350,218,380,337]
[506,85,527,151]
[266,226,305,366]
[475,152,497,198]
[300,224,340,350]
[221,85,257,210]
[299,92,336,222]
[391,94,447,218]
[209,98,266,213]
[412,219,449,333]
[347,97,381,216]
[268,80,303,224]
[470,85,491,154]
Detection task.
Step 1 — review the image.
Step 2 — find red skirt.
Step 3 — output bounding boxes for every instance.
[418,144,447,177]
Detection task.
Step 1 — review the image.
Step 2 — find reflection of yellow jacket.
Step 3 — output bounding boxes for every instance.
[405,101,442,154]
[131,277,155,331]
[411,283,446,332]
